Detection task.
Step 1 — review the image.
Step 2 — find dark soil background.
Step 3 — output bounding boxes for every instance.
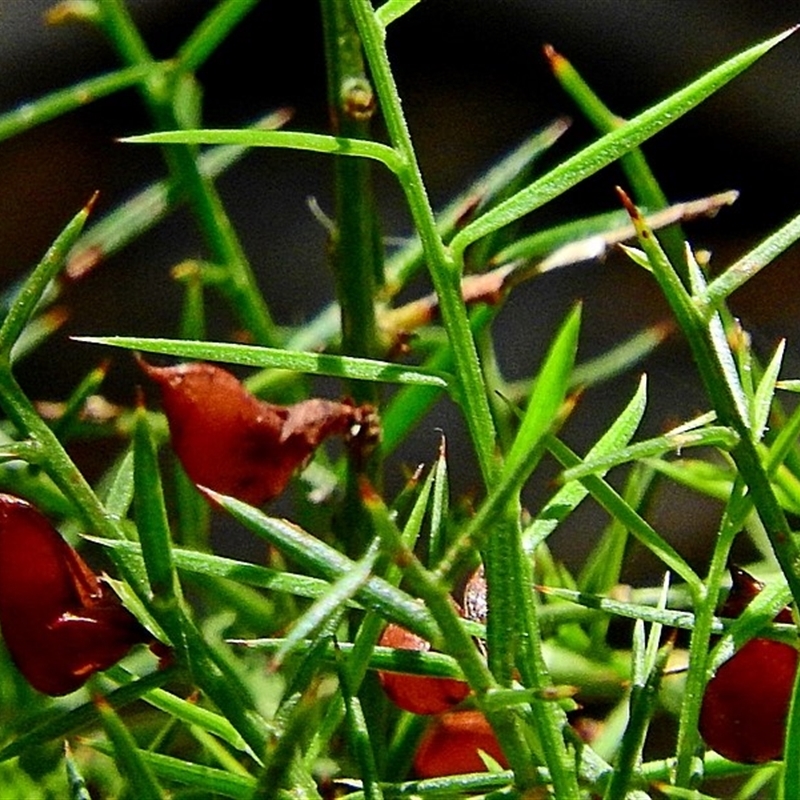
[1,1,799,581]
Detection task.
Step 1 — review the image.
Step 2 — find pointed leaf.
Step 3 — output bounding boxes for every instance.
[522,375,646,555]
[121,128,405,173]
[269,541,379,671]
[502,304,581,483]
[208,490,440,642]
[449,27,796,258]
[74,336,450,389]
[752,339,785,442]
[94,696,167,800]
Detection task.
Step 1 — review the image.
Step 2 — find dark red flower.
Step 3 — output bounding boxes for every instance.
[377,622,470,715]
[376,564,508,777]
[413,711,507,778]
[699,566,798,763]
[699,637,797,763]
[139,359,378,506]
[0,494,153,695]
[719,565,793,624]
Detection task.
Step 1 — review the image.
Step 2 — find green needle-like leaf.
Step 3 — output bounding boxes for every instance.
[74,336,450,389]
[560,424,739,482]
[502,304,581,484]
[86,740,259,799]
[89,536,355,602]
[133,407,178,601]
[622,190,800,611]
[268,541,379,671]
[375,0,425,27]
[0,65,153,143]
[547,436,702,593]
[700,209,800,313]
[523,374,648,555]
[540,585,705,633]
[120,128,405,173]
[177,0,261,72]
[230,638,466,680]
[64,742,92,800]
[93,695,167,800]
[752,339,785,442]
[208,490,441,642]
[450,27,796,259]
[67,108,292,274]
[0,195,96,355]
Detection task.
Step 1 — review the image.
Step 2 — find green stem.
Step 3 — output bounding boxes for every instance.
[321,0,383,374]
[674,480,746,787]
[625,194,800,787]
[497,503,581,797]
[603,641,673,800]
[96,0,279,345]
[347,0,498,486]
[321,0,384,561]
[622,193,800,612]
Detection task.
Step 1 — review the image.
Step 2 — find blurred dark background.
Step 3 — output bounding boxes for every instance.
[1,1,799,578]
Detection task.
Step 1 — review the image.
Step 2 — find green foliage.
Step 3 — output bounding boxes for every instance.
[0,2,798,798]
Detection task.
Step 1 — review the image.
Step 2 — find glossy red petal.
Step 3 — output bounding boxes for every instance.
[413,711,508,778]
[377,623,470,715]
[699,638,799,763]
[140,360,377,505]
[0,494,151,695]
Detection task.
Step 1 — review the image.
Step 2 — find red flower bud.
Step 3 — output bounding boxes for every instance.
[699,566,798,763]
[139,359,378,505]
[413,711,507,778]
[699,637,797,764]
[0,494,153,695]
[377,622,470,715]
[720,564,793,624]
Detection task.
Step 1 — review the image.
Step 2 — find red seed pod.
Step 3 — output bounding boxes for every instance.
[413,711,508,778]
[721,564,793,624]
[699,565,798,763]
[0,494,153,695]
[377,622,470,715]
[139,359,378,506]
[699,637,798,763]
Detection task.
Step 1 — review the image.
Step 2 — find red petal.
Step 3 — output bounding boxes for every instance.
[699,638,799,763]
[377,623,470,715]
[140,360,377,505]
[414,711,507,778]
[722,565,793,623]
[0,494,151,695]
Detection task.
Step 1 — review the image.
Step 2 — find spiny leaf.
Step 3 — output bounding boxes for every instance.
[74,336,450,389]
